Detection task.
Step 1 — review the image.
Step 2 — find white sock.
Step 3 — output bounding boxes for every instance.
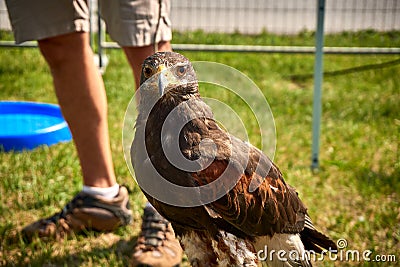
[82,183,120,200]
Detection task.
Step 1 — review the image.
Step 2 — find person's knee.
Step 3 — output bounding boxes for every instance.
[157,41,172,52]
[38,32,88,69]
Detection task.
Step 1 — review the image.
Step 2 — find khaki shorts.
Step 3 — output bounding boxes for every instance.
[5,0,172,46]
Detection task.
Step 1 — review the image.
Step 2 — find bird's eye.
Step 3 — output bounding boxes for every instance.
[175,65,187,77]
[143,66,154,78]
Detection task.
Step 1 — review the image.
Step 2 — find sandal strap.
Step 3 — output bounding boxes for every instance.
[47,191,131,225]
[140,207,170,248]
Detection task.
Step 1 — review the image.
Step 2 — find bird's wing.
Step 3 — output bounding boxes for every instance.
[187,117,308,237]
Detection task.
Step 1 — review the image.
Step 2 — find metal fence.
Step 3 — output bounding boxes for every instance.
[171,0,399,34]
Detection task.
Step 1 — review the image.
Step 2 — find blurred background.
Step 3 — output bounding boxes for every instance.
[0,1,399,266]
[1,0,399,47]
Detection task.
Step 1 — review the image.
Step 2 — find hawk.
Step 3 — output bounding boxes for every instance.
[131,52,337,266]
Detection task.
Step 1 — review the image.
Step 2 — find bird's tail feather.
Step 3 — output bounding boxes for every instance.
[256,234,312,267]
[300,215,337,254]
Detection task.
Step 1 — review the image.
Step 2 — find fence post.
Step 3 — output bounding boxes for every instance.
[311,0,325,170]
[97,0,105,70]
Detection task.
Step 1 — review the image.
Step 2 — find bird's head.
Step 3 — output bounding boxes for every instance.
[139,51,198,97]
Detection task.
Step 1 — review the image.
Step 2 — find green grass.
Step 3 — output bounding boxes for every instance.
[172,29,400,47]
[1,31,399,266]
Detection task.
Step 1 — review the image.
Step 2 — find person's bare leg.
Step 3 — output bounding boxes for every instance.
[38,32,115,188]
[123,41,172,90]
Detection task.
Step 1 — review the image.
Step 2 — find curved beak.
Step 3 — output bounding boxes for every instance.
[157,65,167,96]
[158,73,169,96]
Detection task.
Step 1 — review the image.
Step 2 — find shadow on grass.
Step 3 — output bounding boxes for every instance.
[51,236,138,266]
[1,230,138,266]
[353,166,400,196]
[286,58,400,83]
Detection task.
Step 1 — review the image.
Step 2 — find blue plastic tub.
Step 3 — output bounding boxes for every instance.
[0,101,72,152]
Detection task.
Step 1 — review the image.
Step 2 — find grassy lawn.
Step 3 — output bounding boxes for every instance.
[1,31,399,266]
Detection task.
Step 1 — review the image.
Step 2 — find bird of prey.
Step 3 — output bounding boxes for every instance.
[131,51,337,267]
